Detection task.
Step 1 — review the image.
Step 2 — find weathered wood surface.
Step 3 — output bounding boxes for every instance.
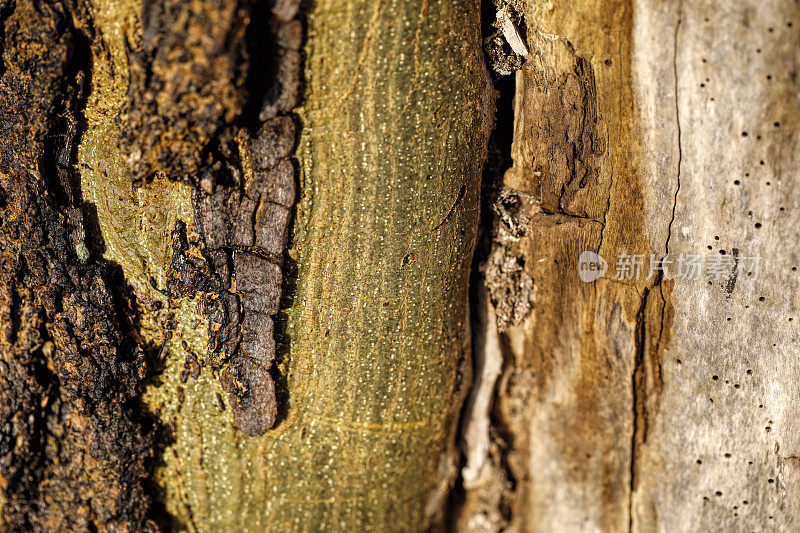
[633,1,800,530]
[459,0,800,531]
[77,0,492,530]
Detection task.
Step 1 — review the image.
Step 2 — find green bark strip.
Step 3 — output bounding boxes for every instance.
[120,0,493,530]
[270,0,492,528]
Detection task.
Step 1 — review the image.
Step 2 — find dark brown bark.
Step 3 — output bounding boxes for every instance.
[0,1,156,530]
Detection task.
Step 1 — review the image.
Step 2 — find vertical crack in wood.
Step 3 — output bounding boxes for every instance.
[629,5,682,530]
[666,0,684,259]
[450,11,518,521]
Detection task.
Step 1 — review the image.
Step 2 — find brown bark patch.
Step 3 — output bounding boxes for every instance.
[118,0,253,184]
[0,1,157,529]
[469,2,678,528]
[135,0,303,436]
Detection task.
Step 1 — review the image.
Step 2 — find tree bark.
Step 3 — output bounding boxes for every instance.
[136,0,492,529]
[0,0,492,530]
[3,0,799,531]
[459,0,800,531]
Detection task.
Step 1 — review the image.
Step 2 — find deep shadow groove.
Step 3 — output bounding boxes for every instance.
[106,261,177,530]
[242,0,278,132]
[479,74,516,234]
[629,284,650,527]
[264,0,310,426]
[40,2,93,209]
[445,7,518,524]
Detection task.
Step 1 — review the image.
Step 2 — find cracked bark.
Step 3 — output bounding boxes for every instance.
[0,1,157,529]
[458,0,800,531]
[4,0,799,530]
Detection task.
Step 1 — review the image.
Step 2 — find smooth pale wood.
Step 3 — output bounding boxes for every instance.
[633,1,800,530]
[78,0,492,530]
[459,0,800,531]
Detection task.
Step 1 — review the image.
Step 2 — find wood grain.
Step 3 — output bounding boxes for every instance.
[460,0,800,531]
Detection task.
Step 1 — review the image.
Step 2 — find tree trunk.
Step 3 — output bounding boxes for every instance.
[1,0,492,530]
[1,0,798,531]
[135,0,492,529]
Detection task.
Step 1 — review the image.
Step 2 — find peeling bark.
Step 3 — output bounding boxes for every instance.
[119,0,302,437]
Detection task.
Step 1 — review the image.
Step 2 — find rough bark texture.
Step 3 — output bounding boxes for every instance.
[458,0,800,531]
[76,0,492,531]
[1,0,491,529]
[8,0,795,530]
[131,0,303,437]
[0,1,156,530]
[118,0,252,184]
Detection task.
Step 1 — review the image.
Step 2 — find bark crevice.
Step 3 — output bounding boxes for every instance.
[449,20,520,524]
